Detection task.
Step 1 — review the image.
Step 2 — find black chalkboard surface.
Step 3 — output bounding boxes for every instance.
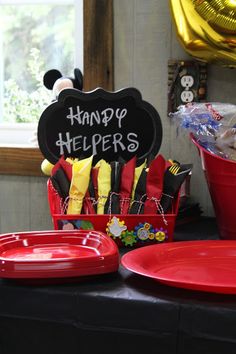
[37,87,163,164]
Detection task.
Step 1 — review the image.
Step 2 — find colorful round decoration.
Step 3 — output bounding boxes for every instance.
[148,233,155,240]
[154,227,168,242]
[106,216,127,239]
[121,231,137,247]
[134,222,155,241]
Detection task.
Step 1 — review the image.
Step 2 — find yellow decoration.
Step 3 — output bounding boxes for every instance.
[170,0,236,67]
[95,159,111,214]
[155,231,166,242]
[148,233,155,240]
[67,156,93,215]
[41,159,54,176]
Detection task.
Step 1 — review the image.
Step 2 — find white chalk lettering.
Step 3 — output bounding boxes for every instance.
[90,111,101,125]
[55,131,139,157]
[116,108,127,128]
[66,106,83,125]
[127,133,139,152]
[101,108,114,126]
[81,111,90,125]
[112,133,126,152]
[73,135,83,151]
[56,132,73,155]
[91,134,102,155]
[66,105,128,128]
[102,134,112,151]
[83,136,92,151]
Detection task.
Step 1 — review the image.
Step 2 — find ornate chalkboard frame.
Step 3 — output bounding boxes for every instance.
[37,87,163,164]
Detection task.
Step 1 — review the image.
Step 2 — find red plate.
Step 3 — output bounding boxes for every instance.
[0,230,119,279]
[121,240,236,294]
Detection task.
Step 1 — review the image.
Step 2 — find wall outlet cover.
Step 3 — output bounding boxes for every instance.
[168,60,207,114]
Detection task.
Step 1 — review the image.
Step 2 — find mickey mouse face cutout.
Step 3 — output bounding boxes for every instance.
[43,68,83,99]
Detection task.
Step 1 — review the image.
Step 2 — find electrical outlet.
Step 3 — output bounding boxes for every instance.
[180,90,194,103]
[181,75,194,88]
[168,60,207,113]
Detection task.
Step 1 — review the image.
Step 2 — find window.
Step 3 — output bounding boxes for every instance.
[0,0,83,145]
[0,0,113,176]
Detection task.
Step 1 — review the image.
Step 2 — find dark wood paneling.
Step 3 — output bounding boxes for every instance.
[83,0,114,91]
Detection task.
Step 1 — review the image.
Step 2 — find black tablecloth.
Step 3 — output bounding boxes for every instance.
[1,218,236,354]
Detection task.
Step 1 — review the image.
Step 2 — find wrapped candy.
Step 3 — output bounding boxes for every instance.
[170,102,236,160]
[215,128,236,160]
[171,102,236,135]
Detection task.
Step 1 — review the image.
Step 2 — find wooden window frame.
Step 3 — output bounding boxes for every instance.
[0,0,113,176]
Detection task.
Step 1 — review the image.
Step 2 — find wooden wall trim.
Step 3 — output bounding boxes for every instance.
[83,0,114,91]
[0,146,44,176]
[0,0,114,176]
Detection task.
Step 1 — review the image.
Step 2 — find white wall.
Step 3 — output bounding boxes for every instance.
[0,176,52,233]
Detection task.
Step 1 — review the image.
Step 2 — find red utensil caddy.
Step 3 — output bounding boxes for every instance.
[38,87,180,247]
[47,179,179,246]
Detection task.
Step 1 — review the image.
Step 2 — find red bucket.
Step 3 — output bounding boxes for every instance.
[191,134,236,240]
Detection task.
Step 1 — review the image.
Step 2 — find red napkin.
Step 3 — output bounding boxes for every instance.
[144,154,166,214]
[52,156,73,181]
[119,156,137,214]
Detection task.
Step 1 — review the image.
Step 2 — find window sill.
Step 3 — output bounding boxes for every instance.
[0,146,44,176]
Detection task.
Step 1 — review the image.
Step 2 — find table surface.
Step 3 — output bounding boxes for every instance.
[1,218,236,354]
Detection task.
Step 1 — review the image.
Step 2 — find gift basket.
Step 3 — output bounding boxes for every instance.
[38,87,191,247]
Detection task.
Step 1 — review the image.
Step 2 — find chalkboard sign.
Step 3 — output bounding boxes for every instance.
[37,87,163,164]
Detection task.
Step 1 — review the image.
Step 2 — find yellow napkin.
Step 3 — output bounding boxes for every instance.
[67,156,93,214]
[66,157,78,164]
[96,159,111,214]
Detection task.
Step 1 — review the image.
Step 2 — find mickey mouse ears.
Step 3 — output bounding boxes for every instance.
[43,68,83,91]
[43,69,62,90]
[73,68,83,90]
